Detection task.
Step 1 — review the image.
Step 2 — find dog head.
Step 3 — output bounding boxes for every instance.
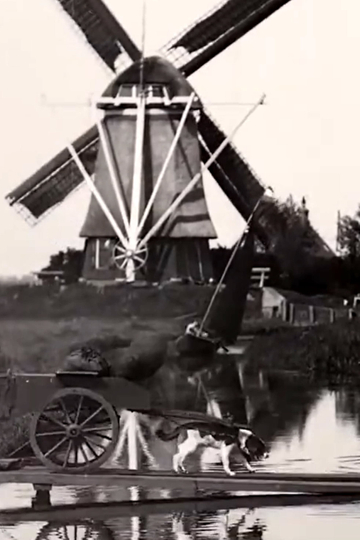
[238,429,269,461]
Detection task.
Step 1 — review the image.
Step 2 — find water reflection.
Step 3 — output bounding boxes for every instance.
[4,355,360,538]
[4,498,360,540]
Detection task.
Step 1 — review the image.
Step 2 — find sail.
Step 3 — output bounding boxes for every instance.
[205,225,255,344]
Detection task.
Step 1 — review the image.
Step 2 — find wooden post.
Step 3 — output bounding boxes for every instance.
[309,305,315,325]
[127,412,138,471]
[289,303,295,325]
[32,484,52,509]
[330,309,335,323]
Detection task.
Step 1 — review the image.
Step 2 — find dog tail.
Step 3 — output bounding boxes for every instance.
[155,425,183,441]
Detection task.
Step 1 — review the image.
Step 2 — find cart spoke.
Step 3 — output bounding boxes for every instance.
[72,440,79,465]
[82,428,113,441]
[62,440,73,469]
[44,435,69,458]
[82,423,113,433]
[42,412,67,429]
[83,436,106,451]
[82,438,99,459]
[80,405,104,428]
[79,443,90,464]
[58,398,72,424]
[74,395,84,424]
[36,429,66,437]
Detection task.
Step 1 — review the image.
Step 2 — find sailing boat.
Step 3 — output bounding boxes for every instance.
[173,223,255,367]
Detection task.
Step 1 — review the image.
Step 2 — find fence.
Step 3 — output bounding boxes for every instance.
[282,303,356,326]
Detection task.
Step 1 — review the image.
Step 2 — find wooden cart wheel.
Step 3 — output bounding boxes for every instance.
[29,387,119,472]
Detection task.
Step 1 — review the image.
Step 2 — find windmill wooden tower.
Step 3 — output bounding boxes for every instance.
[6,0,333,283]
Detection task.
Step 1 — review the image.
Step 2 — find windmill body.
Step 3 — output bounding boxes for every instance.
[81,56,216,282]
[6,0,333,284]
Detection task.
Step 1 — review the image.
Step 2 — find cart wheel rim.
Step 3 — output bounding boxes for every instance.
[30,387,119,472]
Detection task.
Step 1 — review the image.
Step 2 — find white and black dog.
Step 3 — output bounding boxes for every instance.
[156,421,268,475]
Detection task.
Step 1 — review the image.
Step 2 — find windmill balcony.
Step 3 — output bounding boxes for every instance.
[97,83,201,111]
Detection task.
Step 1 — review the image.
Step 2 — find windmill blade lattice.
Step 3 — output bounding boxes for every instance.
[6,127,99,225]
[162,0,292,75]
[54,0,140,69]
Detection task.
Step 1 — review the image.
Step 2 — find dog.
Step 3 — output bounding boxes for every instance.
[156,421,268,475]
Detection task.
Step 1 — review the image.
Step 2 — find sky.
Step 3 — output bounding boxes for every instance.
[0,0,359,276]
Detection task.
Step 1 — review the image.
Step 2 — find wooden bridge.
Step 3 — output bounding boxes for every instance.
[0,465,360,517]
[2,466,360,504]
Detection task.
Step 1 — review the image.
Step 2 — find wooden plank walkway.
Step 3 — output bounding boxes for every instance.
[1,468,360,494]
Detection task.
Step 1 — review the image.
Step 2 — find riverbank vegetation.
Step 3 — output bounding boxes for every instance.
[246,318,360,382]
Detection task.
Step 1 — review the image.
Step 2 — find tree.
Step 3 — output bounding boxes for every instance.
[335,206,360,294]
[42,248,84,283]
[338,207,360,260]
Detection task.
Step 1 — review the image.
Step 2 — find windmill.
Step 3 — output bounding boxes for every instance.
[5,0,333,284]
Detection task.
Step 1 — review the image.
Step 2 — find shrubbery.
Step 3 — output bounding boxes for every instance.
[247,319,360,381]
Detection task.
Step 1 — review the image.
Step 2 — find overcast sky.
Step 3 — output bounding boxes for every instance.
[0,0,359,276]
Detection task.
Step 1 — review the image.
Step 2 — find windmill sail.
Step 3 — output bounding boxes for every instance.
[163,0,292,75]
[6,127,99,222]
[53,0,140,68]
[198,110,334,259]
[5,0,294,223]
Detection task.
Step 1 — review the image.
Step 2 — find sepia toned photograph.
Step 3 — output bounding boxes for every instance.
[0,0,359,538]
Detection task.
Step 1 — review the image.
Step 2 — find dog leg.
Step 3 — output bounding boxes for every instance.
[238,451,255,473]
[220,443,236,476]
[173,432,199,474]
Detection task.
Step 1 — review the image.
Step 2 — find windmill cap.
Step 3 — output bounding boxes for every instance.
[102,56,200,101]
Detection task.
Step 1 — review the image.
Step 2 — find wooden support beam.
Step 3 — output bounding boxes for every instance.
[1,468,360,495]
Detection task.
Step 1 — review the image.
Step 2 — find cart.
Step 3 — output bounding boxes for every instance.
[0,370,151,473]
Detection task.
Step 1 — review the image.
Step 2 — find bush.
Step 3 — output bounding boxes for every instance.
[246,319,360,382]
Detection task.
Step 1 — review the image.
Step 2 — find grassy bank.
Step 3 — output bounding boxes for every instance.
[246,318,360,382]
[0,282,213,319]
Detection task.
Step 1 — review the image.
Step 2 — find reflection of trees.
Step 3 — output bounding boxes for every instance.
[143,363,208,412]
[144,355,321,450]
[249,373,322,445]
[199,360,248,425]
